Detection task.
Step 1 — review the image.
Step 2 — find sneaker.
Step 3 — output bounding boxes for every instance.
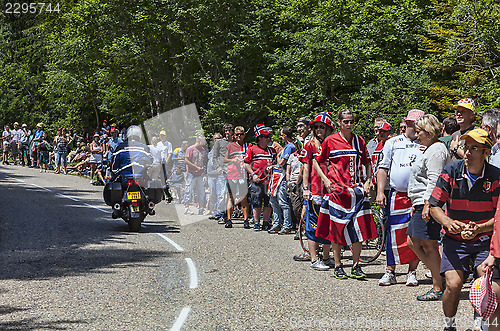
[262,221,271,231]
[443,327,456,331]
[425,270,432,279]
[379,270,397,286]
[332,265,348,279]
[350,264,367,279]
[217,217,226,224]
[310,260,330,271]
[243,219,251,229]
[225,220,233,228]
[184,207,195,215]
[267,225,281,234]
[253,223,261,231]
[278,227,293,235]
[293,252,311,261]
[406,270,419,286]
[322,258,335,268]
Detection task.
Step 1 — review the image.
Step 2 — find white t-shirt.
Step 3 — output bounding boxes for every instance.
[2,130,11,145]
[287,152,302,183]
[148,144,162,164]
[11,129,22,142]
[157,140,173,163]
[378,134,423,192]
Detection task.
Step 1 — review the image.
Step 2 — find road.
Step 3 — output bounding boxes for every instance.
[0,165,478,330]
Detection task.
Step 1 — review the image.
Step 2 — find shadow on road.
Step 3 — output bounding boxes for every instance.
[0,173,180,281]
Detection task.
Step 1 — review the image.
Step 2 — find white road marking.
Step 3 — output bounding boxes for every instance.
[156,233,184,252]
[185,258,198,289]
[5,176,25,183]
[56,193,80,202]
[171,307,191,331]
[30,183,52,192]
[83,202,108,213]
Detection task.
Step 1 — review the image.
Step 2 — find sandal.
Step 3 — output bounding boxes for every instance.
[417,288,443,301]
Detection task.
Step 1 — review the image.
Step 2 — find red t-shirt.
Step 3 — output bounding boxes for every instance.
[298,141,327,195]
[316,132,369,189]
[226,142,252,180]
[185,145,206,176]
[244,144,276,183]
[370,140,384,184]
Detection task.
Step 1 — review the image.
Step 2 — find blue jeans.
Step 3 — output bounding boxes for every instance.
[214,174,226,215]
[208,174,226,215]
[270,179,292,229]
[184,173,205,207]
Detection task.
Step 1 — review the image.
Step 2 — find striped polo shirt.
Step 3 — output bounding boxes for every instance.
[429,160,500,241]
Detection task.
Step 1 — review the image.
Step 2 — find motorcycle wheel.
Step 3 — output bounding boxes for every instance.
[128,217,142,232]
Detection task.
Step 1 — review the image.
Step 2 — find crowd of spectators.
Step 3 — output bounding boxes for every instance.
[5,99,500,330]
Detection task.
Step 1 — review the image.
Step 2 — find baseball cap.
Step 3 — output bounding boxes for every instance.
[160,130,167,136]
[13,122,19,125]
[254,124,272,137]
[22,123,27,128]
[297,117,311,125]
[110,127,118,133]
[379,122,392,131]
[460,128,493,148]
[455,98,476,112]
[93,133,100,138]
[36,122,43,127]
[405,109,425,122]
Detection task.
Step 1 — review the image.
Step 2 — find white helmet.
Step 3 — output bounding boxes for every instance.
[126,125,143,141]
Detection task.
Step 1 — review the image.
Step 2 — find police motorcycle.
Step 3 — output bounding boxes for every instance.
[103,126,172,231]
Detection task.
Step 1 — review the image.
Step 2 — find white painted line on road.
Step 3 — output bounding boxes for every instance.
[83,202,108,213]
[5,176,25,183]
[56,193,80,202]
[30,183,52,192]
[156,233,184,252]
[185,258,198,289]
[171,307,191,331]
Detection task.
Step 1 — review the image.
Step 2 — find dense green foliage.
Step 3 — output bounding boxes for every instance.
[1,0,500,141]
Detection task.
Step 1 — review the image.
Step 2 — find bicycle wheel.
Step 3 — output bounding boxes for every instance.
[299,218,308,253]
[355,209,386,264]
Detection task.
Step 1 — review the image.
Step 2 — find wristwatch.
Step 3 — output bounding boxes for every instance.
[302,185,309,190]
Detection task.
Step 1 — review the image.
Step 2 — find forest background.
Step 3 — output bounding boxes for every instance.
[2,0,500,142]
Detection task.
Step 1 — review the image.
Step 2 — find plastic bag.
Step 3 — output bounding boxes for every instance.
[470,268,498,319]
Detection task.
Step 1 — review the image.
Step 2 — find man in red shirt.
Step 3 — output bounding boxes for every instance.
[184,136,207,215]
[244,124,277,231]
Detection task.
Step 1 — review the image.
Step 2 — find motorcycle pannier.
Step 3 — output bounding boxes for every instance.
[103,182,123,206]
[146,180,164,204]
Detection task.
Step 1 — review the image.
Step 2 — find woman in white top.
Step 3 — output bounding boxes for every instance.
[407,114,451,301]
[88,133,103,183]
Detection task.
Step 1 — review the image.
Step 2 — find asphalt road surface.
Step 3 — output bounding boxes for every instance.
[0,165,479,330]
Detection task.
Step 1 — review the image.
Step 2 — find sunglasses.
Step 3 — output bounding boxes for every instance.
[342,120,354,124]
[235,133,244,136]
[463,144,486,152]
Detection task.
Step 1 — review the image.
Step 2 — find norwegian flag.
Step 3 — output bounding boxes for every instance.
[316,186,378,246]
[311,112,333,128]
[267,167,284,196]
[385,191,419,265]
[254,124,271,137]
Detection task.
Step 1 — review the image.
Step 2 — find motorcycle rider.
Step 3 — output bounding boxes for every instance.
[110,125,153,181]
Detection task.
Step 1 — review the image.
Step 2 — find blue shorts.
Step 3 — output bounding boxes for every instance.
[440,236,490,276]
[406,204,442,241]
[304,196,331,245]
[248,181,270,208]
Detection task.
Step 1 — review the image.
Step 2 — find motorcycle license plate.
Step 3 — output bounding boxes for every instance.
[127,192,141,200]
[132,205,140,212]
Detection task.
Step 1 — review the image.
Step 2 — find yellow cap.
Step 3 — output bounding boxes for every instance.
[461,128,493,148]
[160,130,167,136]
